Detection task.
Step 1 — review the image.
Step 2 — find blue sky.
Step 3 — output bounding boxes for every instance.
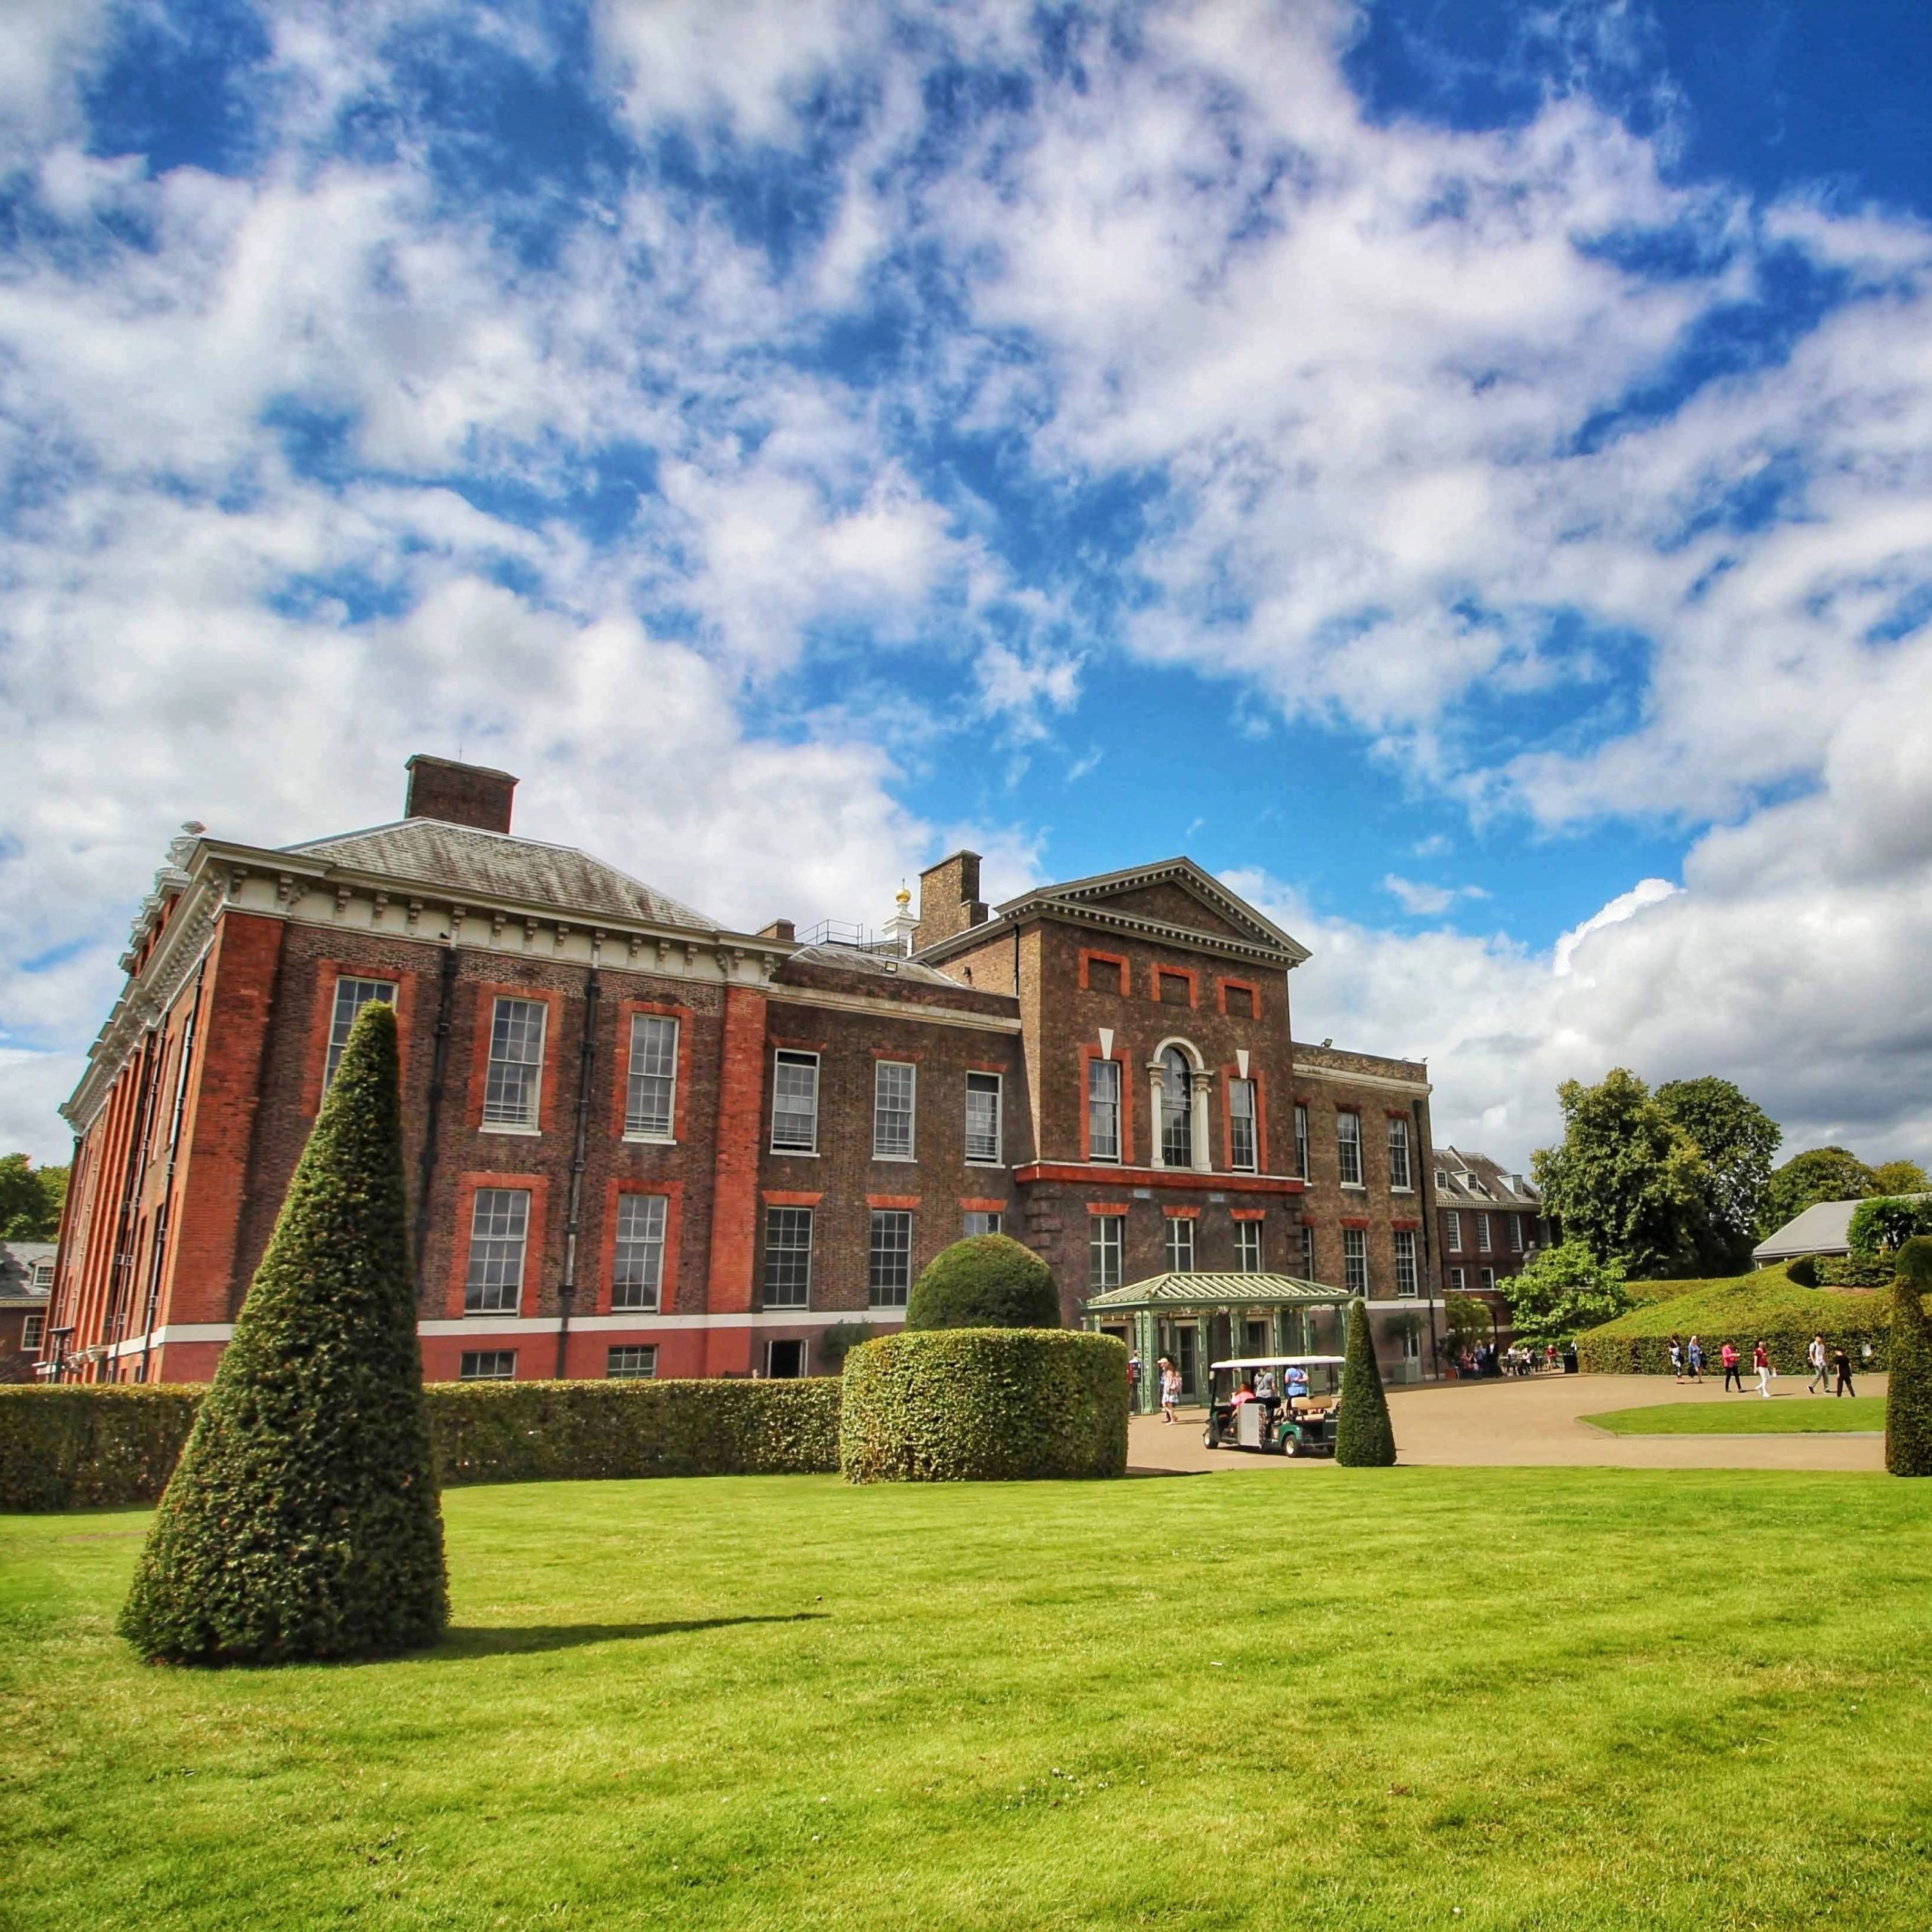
[3,0,1932,1169]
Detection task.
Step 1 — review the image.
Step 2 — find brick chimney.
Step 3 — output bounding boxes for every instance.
[405,755,518,835]
[913,850,988,949]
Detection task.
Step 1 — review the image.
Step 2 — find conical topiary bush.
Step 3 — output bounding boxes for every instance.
[120,1000,447,1663]
[1885,1237,1932,1478]
[1334,1297,1396,1467]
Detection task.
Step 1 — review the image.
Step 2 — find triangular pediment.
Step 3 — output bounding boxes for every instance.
[1019,859,1309,964]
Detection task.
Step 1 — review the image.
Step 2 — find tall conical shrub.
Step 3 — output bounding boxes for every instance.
[120,1001,447,1663]
[1885,1236,1932,1478]
[1334,1297,1396,1467]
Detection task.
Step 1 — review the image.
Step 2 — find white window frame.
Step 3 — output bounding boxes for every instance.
[1388,1115,1413,1192]
[1228,1078,1258,1174]
[1451,1265,1465,1293]
[482,995,546,1132]
[1234,1220,1262,1272]
[762,1206,814,1308]
[1394,1229,1418,1298]
[1300,1223,1316,1280]
[963,1209,1004,1236]
[22,1311,45,1351]
[1164,1216,1195,1274]
[964,1071,1004,1166]
[1295,1103,1310,1180]
[1337,1109,1364,1187]
[767,1337,810,1378]
[1343,1227,1367,1296]
[458,1349,516,1380]
[32,1262,54,1290]
[624,1014,679,1141]
[464,1187,530,1315]
[869,1208,914,1308]
[607,1345,658,1380]
[872,1060,916,1161]
[1510,1212,1524,1253]
[1444,1209,1462,1252]
[612,1194,667,1312]
[771,1051,821,1155]
[1476,1212,1492,1254]
[326,977,397,1088]
[1480,1266,1495,1294]
[1090,1214,1124,1290]
[1088,1058,1122,1163]
[1435,1167,1448,1191]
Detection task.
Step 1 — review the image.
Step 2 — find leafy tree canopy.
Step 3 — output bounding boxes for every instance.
[1504,1241,1630,1346]
[1444,1293,1491,1349]
[1847,1196,1932,1259]
[1871,1159,1930,1196]
[1758,1146,1878,1235]
[0,1155,66,1241]
[1531,1069,1710,1276]
[1654,1076,1781,1271]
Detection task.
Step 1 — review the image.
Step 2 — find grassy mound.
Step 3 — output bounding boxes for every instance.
[1577,1263,1894,1374]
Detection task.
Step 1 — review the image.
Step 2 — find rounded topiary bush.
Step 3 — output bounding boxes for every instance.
[903,1234,1060,1331]
[840,1329,1127,1482]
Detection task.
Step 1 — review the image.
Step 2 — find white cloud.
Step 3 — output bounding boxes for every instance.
[1551,877,1679,977]
[1382,874,1492,918]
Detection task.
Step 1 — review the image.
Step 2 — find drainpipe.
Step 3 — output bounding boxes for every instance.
[412,945,463,1300]
[139,961,206,1383]
[555,967,600,1380]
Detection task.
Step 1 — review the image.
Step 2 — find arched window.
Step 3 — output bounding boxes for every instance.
[1161,1046,1194,1167]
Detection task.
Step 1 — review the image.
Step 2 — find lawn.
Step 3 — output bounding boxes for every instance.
[1584,1397,1888,1436]
[7,1469,1932,1930]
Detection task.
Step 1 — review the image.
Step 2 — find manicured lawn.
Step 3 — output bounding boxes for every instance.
[6,1469,1932,1930]
[1585,1397,1888,1435]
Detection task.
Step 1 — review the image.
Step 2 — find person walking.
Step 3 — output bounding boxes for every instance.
[1806,1332,1829,1395]
[1721,1340,1744,1393]
[1158,1356,1180,1425]
[1669,1334,1684,1383]
[1753,1339,1772,1398]
[1687,1334,1706,1382]
[1832,1343,1857,1397]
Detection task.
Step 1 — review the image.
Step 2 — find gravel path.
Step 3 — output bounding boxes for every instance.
[1128,1371,1889,1475]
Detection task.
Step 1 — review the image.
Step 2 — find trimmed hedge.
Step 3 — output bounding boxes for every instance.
[1885,1239,1932,1478]
[1,1377,843,1512]
[1577,1263,1895,1374]
[905,1235,1060,1331]
[1819,1254,1896,1288]
[840,1329,1127,1482]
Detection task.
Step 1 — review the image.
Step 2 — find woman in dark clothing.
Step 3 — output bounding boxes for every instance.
[1832,1345,1856,1397]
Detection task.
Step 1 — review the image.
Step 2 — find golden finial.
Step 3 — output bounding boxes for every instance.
[896,881,912,907]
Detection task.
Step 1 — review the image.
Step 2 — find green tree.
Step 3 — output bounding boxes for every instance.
[1871,1159,1930,1197]
[1655,1076,1781,1272]
[905,1235,1060,1331]
[814,1320,874,1375]
[119,1002,447,1666]
[1334,1298,1395,1467]
[0,1154,66,1239]
[1504,1241,1630,1346]
[1444,1292,1491,1354]
[1532,1069,1710,1275]
[1884,1238,1932,1478]
[1758,1147,1878,1235]
[1847,1196,1932,1259]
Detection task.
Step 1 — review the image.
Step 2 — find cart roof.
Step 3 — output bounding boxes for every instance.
[1209,1355,1346,1371]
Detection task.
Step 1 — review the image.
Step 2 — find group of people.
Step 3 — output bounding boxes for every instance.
[1130,1354,1315,1423]
[1672,1332,1860,1398]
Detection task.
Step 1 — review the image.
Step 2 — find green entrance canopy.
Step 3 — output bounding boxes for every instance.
[1083,1272,1355,1314]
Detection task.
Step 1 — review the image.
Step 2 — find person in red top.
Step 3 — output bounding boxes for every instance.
[1721,1340,1743,1393]
[1753,1339,1772,1398]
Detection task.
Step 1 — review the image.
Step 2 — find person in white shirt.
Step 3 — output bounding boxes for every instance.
[1806,1333,1829,1395]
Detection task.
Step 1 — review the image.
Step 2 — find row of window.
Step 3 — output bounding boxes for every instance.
[458,1340,815,1383]
[1449,1266,1498,1295]
[1441,1209,1529,1255]
[1080,955,1260,1018]
[1085,1212,1420,1298]
[774,1052,1004,1163]
[460,1186,1005,1316]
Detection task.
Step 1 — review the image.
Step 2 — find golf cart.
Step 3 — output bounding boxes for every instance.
[1203,1356,1346,1457]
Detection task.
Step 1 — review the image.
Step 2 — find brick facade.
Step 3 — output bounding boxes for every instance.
[42,767,1446,1387]
[1432,1147,1549,1349]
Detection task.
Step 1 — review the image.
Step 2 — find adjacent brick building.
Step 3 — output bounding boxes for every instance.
[1432,1146,1549,1344]
[0,1241,54,1383]
[42,757,1448,1386]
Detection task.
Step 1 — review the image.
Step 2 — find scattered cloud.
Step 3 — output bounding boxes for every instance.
[1382,875,1493,918]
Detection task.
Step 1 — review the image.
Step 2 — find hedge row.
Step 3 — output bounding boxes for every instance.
[840,1329,1127,1482]
[1577,1263,1904,1375]
[0,1377,842,1513]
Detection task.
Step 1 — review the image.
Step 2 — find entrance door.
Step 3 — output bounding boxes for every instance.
[1174,1325,1198,1401]
[1244,1318,1269,1357]
[768,1338,808,1379]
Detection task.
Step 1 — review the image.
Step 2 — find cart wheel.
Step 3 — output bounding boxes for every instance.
[1202,1427,1217,1449]
[1282,1438,1299,1458]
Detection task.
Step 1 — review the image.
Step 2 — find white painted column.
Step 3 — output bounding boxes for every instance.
[1190,1069,1214,1172]
[1146,1061,1167,1167]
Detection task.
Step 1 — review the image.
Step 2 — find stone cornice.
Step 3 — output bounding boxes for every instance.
[917,896,1304,972]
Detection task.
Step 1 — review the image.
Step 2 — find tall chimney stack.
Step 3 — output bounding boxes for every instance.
[404,754,518,835]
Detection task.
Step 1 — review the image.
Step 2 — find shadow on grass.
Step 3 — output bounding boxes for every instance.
[438,1613,828,1658]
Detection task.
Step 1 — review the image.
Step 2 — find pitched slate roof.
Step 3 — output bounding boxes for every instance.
[786,943,964,986]
[285,820,717,932]
[1750,1198,1864,1261]
[1084,1272,1353,1309]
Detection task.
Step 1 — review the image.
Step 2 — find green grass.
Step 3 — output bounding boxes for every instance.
[7,1470,1932,1930]
[1583,1396,1888,1435]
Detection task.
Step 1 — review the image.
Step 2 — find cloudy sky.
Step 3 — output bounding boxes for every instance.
[3,0,1930,1173]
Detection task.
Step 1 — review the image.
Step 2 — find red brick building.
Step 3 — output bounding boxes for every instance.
[1432,1146,1549,1345]
[42,757,1446,1386]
